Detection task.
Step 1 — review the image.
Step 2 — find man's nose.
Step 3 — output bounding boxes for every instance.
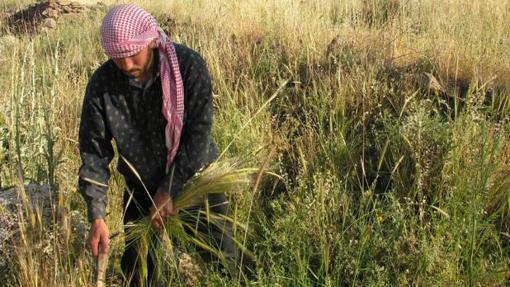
[118,57,134,70]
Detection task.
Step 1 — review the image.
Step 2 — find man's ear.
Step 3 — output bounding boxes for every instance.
[149,40,157,49]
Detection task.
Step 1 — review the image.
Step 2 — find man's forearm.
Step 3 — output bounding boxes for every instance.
[78,177,108,222]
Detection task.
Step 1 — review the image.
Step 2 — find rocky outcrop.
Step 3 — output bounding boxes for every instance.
[5,1,106,34]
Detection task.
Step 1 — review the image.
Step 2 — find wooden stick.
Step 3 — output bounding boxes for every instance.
[96,253,108,287]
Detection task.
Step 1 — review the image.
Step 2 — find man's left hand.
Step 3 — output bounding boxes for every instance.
[149,189,177,230]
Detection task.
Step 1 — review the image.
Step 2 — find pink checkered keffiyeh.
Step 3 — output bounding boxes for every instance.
[100,4,184,172]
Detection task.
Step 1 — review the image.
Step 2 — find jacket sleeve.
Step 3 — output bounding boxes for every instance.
[77,80,114,222]
[158,52,216,198]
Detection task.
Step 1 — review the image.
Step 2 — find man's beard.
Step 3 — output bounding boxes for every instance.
[124,68,142,79]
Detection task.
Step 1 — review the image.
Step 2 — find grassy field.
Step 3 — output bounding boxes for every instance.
[0,0,509,286]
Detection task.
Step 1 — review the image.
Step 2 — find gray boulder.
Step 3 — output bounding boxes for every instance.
[0,184,88,273]
[0,184,53,270]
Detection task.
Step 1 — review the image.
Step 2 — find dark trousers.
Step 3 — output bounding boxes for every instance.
[120,187,237,287]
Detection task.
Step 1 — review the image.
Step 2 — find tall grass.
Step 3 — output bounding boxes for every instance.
[0,0,509,286]
[121,160,258,286]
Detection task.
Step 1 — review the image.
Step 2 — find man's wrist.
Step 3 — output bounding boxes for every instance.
[87,201,107,222]
[91,218,105,225]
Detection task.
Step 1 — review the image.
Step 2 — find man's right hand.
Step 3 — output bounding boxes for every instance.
[86,218,110,257]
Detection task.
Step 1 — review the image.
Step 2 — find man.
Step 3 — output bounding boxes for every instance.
[77,4,235,286]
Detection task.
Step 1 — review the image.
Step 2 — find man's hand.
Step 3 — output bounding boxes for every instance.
[87,218,109,257]
[149,189,177,230]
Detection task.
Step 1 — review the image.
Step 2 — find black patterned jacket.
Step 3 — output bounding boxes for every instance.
[78,44,218,221]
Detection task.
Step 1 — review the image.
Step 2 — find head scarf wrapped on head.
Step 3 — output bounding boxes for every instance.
[100,4,184,172]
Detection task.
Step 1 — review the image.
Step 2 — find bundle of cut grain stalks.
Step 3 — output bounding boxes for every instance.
[97,158,261,286]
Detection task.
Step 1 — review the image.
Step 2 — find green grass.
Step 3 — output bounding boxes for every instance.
[119,160,258,286]
[0,0,509,286]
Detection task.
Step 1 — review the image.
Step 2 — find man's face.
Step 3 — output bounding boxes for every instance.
[112,45,153,79]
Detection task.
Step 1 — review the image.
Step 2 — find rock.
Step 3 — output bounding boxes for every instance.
[0,184,53,269]
[42,8,59,18]
[70,1,83,8]
[47,1,59,9]
[0,184,53,216]
[0,210,17,273]
[43,17,57,29]
[0,184,88,274]
[5,1,101,35]
[62,5,73,13]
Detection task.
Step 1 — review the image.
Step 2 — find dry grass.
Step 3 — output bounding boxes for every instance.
[0,0,509,286]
